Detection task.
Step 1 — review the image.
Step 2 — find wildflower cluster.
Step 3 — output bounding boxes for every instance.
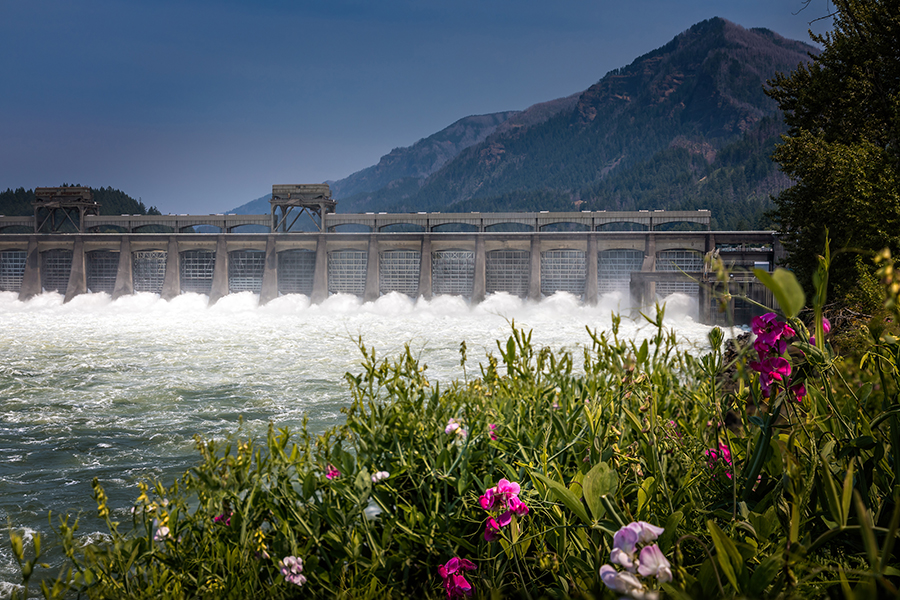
[325,464,341,480]
[704,442,733,479]
[479,478,529,542]
[438,557,477,598]
[748,312,805,402]
[445,417,467,437]
[278,556,307,587]
[600,521,671,599]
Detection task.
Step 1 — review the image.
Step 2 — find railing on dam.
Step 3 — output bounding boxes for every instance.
[0,210,710,234]
[0,227,782,325]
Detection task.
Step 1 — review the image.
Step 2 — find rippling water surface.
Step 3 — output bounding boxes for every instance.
[0,288,713,590]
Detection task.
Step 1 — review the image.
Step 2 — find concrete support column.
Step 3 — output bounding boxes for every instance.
[773,235,785,268]
[472,235,486,304]
[418,236,432,300]
[585,234,598,305]
[364,234,380,303]
[18,236,41,301]
[208,235,229,306]
[64,237,87,303]
[310,234,328,304]
[698,278,710,325]
[258,235,278,306]
[528,234,542,301]
[160,237,181,301]
[112,237,134,300]
[641,232,657,302]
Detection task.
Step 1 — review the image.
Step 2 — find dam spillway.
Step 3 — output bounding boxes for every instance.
[0,209,780,324]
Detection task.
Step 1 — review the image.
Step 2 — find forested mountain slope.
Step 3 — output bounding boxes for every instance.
[325,18,815,230]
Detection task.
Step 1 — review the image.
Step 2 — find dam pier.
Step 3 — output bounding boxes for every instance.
[0,186,780,325]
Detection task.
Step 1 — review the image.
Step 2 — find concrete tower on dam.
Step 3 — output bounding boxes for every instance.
[0,185,781,325]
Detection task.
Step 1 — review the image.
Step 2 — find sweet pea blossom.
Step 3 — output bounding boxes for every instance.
[438,557,477,599]
[279,556,307,587]
[638,544,673,582]
[601,522,669,599]
[445,418,466,437]
[479,479,520,510]
[371,470,390,483]
[600,565,657,600]
[752,312,795,356]
[704,442,733,479]
[748,356,792,397]
[809,317,831,346]
[610,521,665,570]
[213,512,232,526]
[153,525,170,542]
[488,424,498,441]
[483,517,502,542]
[325,465,341,480]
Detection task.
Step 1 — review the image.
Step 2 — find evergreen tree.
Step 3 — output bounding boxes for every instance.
[767,0,900,301]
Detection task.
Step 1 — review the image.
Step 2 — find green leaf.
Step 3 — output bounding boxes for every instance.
[530,470,591,526]
[748,554,781,596]
[582,462,618,521]
[707,520,743,591]
[754,268,805,318]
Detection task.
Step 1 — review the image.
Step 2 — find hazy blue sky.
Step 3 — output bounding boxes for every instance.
[1,0,831,214]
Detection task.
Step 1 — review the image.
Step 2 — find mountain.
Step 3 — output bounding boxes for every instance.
[313,17,816,230]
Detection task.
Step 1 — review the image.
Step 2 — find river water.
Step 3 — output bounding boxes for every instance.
[0,289,714,592]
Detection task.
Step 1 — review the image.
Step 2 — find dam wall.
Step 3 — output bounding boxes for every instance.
[0,229,781,324]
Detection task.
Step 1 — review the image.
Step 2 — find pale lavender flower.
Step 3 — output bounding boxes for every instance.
[279,555,307,587]
[371,470,390,483]
[637,544,673,583]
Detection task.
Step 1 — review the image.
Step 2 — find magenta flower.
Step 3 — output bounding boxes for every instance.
[279,556,307,587]
[445,417,467,437]
[752,312,796,356]
[488,424,498,441]
[325,465,341,480]
[438,557,477,599]
[749,356,792,397]
[483,517,501,542]
[479,478,521,511]
[809,317,831,345]
[705,442,733,479]
[213,512,232,526]
[791,382,806,403]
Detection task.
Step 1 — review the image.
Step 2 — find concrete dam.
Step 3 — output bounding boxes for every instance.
[0,187,779,324]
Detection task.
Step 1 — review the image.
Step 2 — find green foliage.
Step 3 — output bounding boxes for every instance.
[18,249,900,598]
[767,0,900,304]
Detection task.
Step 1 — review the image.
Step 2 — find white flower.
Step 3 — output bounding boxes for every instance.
[371,470,390,483]
[153,526,170,541]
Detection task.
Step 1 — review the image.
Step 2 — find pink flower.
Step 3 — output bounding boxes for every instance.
[371,470,390,483]
[637,544,673,582]
[749,356,792,397]
[791,382,806,403]
[438,557,477,599]
[752,312,795,356]
[279,556,307,587]
[479,479,521,511]
[213,512,232,526]
[488,424,498,441]
[705,443,733,479]
[325,465,341,480]
[507,495,529,517]
[445,418,466,436]
[809,317,831,346]
[483,517,501,542]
